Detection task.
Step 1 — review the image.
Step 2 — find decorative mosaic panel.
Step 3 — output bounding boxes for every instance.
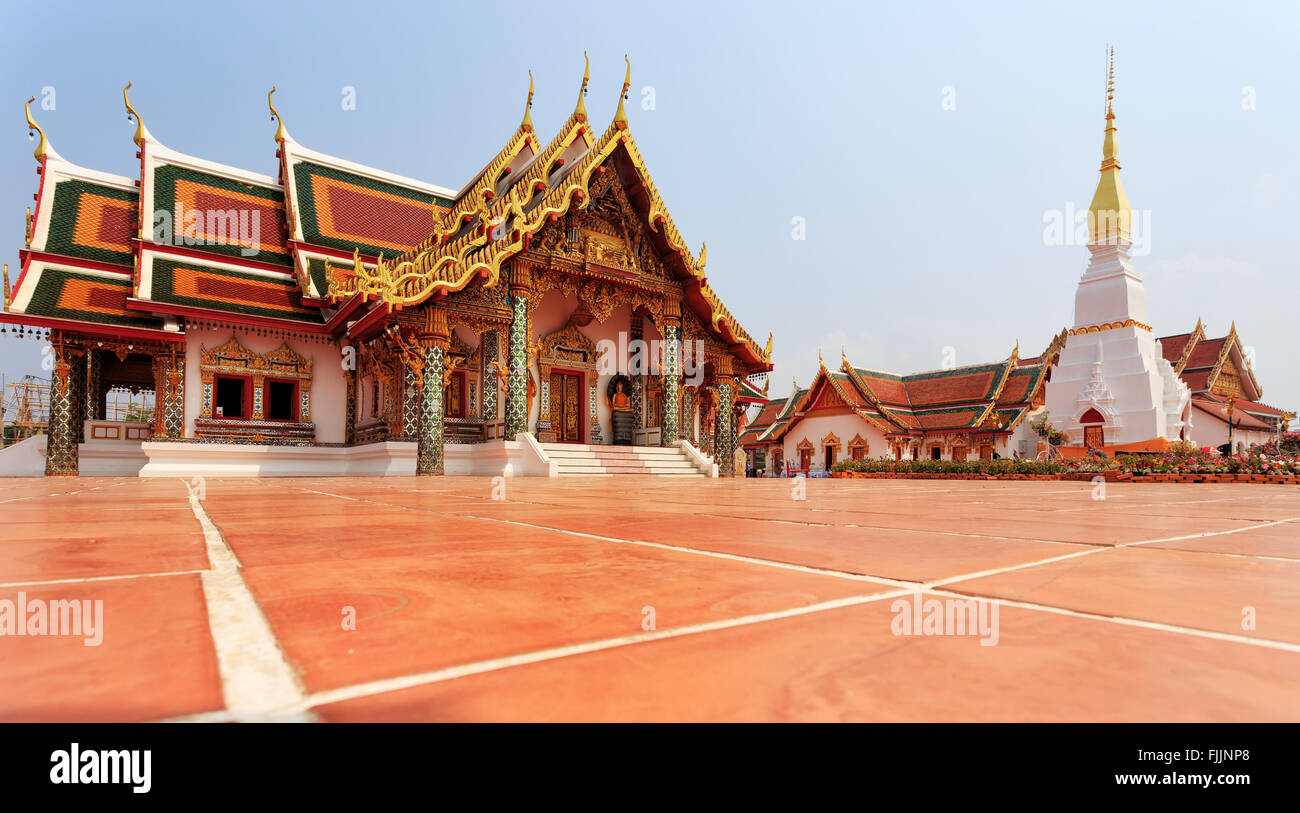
[480,331,498,422]
[662,326,680,446]
[717,379,734,477]
[416,345,445,475]
[505,296,529,439]
[401,363,420,439]
[45,349,79,475]
[164,358,185,438]
[85,349,103,421]
[681,388,695,445]
[345,371,357,445]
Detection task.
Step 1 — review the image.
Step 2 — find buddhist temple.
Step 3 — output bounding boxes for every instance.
[1,58,773,477]
[741,340,1063,475]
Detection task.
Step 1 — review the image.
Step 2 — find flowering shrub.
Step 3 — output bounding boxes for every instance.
[833,444,1300,476]
[832,456,1067,475]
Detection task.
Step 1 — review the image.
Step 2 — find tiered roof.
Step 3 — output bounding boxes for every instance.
[323,57,771,370]
[4,64,770,374]
[1159,320,1293,426]
[760,332,1068,445]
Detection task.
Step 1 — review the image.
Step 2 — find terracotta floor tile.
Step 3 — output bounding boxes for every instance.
[0,574,223,722]
[945,545,1300,643]
[312,598,1300,722]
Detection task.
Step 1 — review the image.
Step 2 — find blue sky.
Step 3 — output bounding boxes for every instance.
[2,0,1297,410]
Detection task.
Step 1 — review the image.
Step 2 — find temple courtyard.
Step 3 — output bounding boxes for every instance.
[2,475,1298,722]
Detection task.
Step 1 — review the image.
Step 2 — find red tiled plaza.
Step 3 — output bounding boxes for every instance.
[2,475,1298,722]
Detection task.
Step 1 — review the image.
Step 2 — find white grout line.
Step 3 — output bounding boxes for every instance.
[459,514,914,587]
[276,589,917,716]
[925,587,1300,654]
[0,569,206,589]
[185,482,313,722]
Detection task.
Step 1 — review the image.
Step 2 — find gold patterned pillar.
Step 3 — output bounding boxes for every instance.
[416,308,450,475]
[45,334,82,476]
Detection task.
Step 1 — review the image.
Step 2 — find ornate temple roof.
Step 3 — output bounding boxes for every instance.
[4,65,770,371]
[761,335,1066,445]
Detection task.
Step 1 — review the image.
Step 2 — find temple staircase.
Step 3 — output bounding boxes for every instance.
[538,443,707,476]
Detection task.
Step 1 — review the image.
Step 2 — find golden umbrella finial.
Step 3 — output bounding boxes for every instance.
[24,95,53,162]
[614,54,631,128]
[268,87,289,144]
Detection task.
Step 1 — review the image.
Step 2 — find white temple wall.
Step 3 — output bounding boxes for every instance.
[183,327,348,444]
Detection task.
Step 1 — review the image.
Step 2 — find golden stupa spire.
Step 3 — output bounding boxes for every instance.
[1087,47,1131,243]
[522,70,535,131]
[123,82,152,148]
[24,96,56,162]
[574,52,590,121]
[614,54,631,129]
[268,87,289,144]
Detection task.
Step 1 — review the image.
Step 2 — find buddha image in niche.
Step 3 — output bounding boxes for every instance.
[607,374,634,412]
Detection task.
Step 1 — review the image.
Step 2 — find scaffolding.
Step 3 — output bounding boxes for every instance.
[1,375,156,447]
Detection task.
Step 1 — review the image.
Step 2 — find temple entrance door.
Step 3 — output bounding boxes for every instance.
[548,371,583,443]
[1084,425,1104,449]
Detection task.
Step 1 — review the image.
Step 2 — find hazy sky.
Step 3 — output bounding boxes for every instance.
[2,0,1296,410]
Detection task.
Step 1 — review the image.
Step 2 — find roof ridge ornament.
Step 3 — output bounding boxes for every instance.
[614,54,631,129]
[268,87,289,144]
[574,51,590,121]
[122,82,151,148]
[24,95,56,162]
[696,241,706,272]
[522,70,535,132]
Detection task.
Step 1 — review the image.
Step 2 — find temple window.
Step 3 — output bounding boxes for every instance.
[851,445,865,461]
[931,446,942,460]
[265,379,299,422]
[214,376,248,419]
[371,381,380,417]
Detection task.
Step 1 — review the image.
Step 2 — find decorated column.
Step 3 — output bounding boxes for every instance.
[400,363,420,440]
[45,334,81,476]
[715,362,736,477]
[480,330,498,426]
[681,387,695,445]
[84,349,104,421]
[660,303,681,446]
[344,354,357,446]
[416,308,450,475]
[505,266,531,439]
[163,355,185,438]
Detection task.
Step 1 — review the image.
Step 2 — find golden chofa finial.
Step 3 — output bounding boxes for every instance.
[3,263,10,311]
[268,87,289,144]
[763,332,773,364]
[574,51,590,121]
[123,82,150,148]
[841,345,849,368]
[761,375,769,397]
[697,241,707,271]
[522,70,535,131]
[24,96,54,162]
[614,54,631,129]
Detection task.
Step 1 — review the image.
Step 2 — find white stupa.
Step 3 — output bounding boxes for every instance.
[1045,53,1190,452]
